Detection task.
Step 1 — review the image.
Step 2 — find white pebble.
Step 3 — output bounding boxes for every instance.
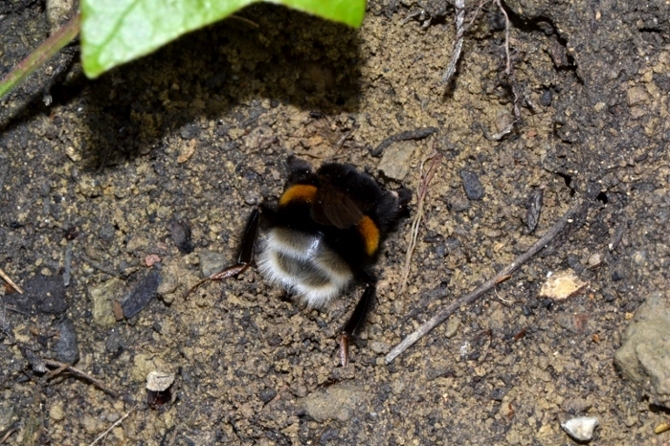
[561,416,599,442]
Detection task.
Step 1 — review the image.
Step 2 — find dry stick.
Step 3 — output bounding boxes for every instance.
[44,359,119,398]
[386,200,584,364]
[442,0,466,84]
[0,267,24,294]
[0,427,18,445]
[88,404,139,446]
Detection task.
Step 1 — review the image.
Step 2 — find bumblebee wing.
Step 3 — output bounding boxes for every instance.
[312,182,363,229]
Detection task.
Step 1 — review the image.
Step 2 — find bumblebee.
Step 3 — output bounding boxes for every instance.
[206,157,410,366]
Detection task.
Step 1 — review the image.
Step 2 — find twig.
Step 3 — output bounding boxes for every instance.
[88,404,139,446]
[0,268,23,294]
[44,359,119,398]
[0,267,24,294]
[397,148,442,296]
[371,127,438,157]
[0,426,18,445]
[386,199,584,363]
[442,0,465,84]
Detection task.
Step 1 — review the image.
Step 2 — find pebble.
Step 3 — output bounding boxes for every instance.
[259,388,277,404]
[444,316,461,338]
[369,341,391,354]
[144,254,161,267]
[587,253,602,268]
[459,169,484,200]
[156,264,180,302]
[19,274,68,315]
[539,89,553,106]
[539,270,587,300]
[614,291,670,407]
[54,318,80,364]
[627,86,649,106]
[170,218,194,254]
[561,416,599,442]
[631,250,647,266]
[49,403,65,421]
[90,278,124,328]
[146,370,175,392]
[378,141,415,181]
[121,270,161,319]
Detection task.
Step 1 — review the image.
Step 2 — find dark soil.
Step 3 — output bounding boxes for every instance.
[1,0,670,444]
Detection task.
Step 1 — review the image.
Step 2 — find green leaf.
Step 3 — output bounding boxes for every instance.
[81,0,366,78]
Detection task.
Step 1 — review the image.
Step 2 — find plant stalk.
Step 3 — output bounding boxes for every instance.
[0,12,81,100]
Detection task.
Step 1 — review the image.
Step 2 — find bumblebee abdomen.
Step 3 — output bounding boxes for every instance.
[257,227,354,308]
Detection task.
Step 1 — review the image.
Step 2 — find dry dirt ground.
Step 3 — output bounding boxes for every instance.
[1,0,670,444]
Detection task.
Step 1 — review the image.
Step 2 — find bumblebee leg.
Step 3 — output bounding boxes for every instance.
[183,208,261,299]
[210,207,261,279]
[339,282,376,367]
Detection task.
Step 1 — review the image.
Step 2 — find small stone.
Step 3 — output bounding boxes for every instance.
[444,316,461,338]
[170,218,194,254]
[539,270,587,300]
[561,416,599,442]
[145,254,161,267]
[105,330,125,356]
[146,370,175,392]
[49,403,65,422]
[587,253,602,268]
[539,89,553,106]
[54,318,80,364]
[112,427,125,441]
[17,274,68,315]
[631,250,647,266]
[259,388,277,403]
[64,146,81,162]
[459,169,484,200]
[627,86,649,106]
[157,264,181,302]
[82,415,100,435]
[121,270,161,319]
[446,193,470,212]
[98,223,116,242]
[490,387,508,401]
[177,138,196,164]
[369,341,391,354]
[614,291,670,407]
[378,141,415,181]
[90,278,124,328]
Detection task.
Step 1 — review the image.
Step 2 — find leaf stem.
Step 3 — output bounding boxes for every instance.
[0,12,81,100]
